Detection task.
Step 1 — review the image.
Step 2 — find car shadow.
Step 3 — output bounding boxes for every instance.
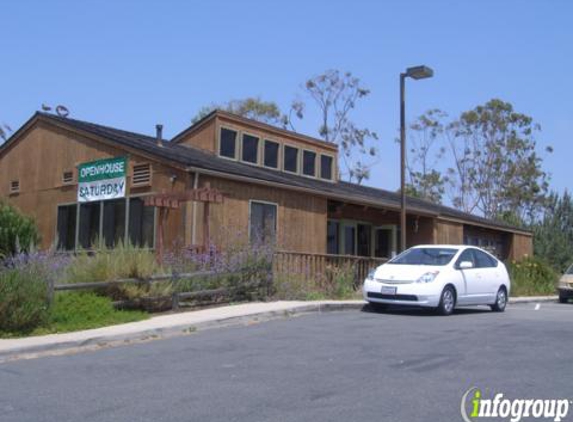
[361,303,492,317]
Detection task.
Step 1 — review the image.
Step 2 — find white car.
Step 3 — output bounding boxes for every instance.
[363,245,511,315]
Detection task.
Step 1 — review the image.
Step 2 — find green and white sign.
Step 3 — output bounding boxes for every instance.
[78,156,127,203]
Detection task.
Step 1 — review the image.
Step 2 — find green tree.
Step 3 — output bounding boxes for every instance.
[408,99,551,222]
[405,109,447,203]
[191,97,286,127]
[300,70,378,183]
[533,191,573,272]
[0,203,41,257]
[191,71,378,184]
[449,99,550,222]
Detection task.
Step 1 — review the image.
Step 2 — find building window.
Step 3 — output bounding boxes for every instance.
[250,201,277,244]
[343,224,356,255]
[102,199,126,247]
[219,127,238,159]
[302,150,316,177]
[132,163,151,187]
[263,140,279,169]
[9,180,19,194]
[62,171,74,184]
[327,221,340,255]
[357,224,372,257]
[78,202,101,249]
[128,197,155,248]
[241,134,259,164]
[320,155,333,180]
[56,197,155,250]
[283,145,299,173]
[56,204,77,251]
[375,227,395,258]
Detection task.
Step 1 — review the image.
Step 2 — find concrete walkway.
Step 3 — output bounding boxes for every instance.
[0,296,557,363]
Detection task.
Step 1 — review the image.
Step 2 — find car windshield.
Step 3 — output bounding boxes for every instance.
[388,248,458,266]
[567,265,573,275]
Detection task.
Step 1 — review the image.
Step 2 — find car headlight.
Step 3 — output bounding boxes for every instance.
[416,271,439,283]
[367,269,376,281]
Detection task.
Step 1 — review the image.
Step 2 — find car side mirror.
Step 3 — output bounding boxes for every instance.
[458,261,474,270]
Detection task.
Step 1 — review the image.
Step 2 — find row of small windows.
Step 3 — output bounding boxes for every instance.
[219,127,334,181]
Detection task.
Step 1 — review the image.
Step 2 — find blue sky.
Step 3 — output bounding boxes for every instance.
[1,0,571,194]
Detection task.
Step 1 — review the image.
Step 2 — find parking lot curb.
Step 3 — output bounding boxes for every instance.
[509,296,557,304]
[0,301,365,363]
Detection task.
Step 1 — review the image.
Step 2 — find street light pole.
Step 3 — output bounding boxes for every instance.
[399,65,434,253]
[400,72,407,253]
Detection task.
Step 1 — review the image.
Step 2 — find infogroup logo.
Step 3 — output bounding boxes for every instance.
[461,387,570,422]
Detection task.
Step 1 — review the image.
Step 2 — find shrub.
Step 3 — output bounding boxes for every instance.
[63,242,161,301]
[326,263,356,299]
[508,256,558,296]
[165,238,274,301]
[0,267,49,333]
[120,281,173,300]
[272,273,323,300]
[0,202,40,257]
[63,242,160,284]
[271,263,358,301]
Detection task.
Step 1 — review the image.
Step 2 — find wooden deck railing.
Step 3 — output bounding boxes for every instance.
[273,250,388,287]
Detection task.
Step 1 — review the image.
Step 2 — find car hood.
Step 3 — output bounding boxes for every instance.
[373,264,444,283]
[560,274,573,284]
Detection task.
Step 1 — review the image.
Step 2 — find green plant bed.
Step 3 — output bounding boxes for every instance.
[508,257,558,297]
[0,292,148,338]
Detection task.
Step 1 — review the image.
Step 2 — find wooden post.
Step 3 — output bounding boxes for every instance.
[171,272,180,311]
[47,277,55,307]
[203,202,210,253]
[156,208,165,265]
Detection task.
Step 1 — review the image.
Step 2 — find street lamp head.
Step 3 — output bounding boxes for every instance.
[405,65,434,80]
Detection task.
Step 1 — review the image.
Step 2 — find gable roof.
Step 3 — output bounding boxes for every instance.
[1,112,530,235]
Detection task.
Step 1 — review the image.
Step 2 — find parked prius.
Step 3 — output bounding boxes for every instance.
[557,264,573,304]
[363,245,511,316]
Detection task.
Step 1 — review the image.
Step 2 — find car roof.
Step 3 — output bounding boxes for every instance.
[410,244,464,249]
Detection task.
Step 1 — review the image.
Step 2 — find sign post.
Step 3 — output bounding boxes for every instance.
[77,157,127,203]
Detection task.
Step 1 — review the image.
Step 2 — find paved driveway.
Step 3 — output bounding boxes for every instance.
[1,302,572,422]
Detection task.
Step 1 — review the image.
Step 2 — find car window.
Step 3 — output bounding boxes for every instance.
[473,249,498,268]
[388,248,458,266]
[455,249,476,268]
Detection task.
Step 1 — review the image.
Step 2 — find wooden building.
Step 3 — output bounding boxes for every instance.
[0,110,532,264]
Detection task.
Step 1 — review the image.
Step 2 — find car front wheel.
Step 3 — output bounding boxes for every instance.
[559,294,569,304]
[437,286,456,316]
[490,287,507,312]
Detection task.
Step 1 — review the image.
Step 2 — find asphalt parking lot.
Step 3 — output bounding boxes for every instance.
[1,302,572,422]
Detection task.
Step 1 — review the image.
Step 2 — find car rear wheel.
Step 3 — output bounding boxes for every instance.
[437,286,456,316]
[490,287,507,312]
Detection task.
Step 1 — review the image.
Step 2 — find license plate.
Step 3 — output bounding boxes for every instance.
[381,286,397,295]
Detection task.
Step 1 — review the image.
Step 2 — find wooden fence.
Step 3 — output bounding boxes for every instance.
[52,270,269,311]
[273,250,387,287]
[49,252,386,312]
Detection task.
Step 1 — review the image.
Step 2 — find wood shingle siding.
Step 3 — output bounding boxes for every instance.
[192,175,328,254]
